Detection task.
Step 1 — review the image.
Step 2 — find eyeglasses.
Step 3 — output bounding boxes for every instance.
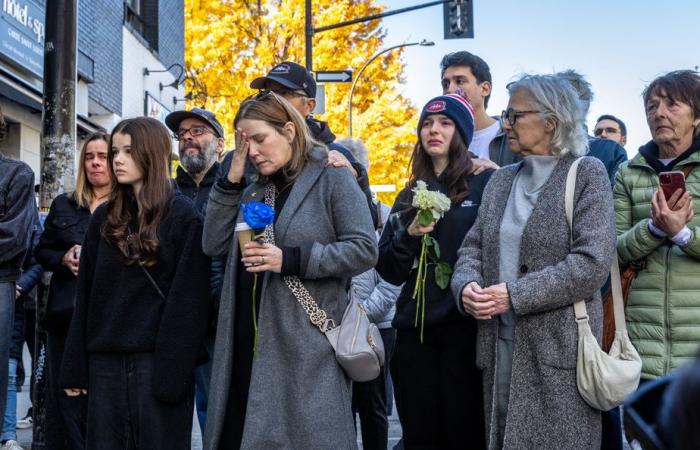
[501,108,541,126]
[269,88,308,99]
[175,126,216,141]
[593,127,621,136]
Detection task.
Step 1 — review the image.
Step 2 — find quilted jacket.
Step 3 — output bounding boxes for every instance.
[614,139,700,379]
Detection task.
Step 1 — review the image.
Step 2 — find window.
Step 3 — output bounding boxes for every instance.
[123,0,157,51]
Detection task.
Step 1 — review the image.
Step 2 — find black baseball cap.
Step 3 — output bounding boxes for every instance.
[250,61,316,98]
[165,108,225,139]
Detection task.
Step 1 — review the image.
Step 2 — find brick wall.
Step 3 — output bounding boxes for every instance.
[85,0,123,115]
[158,0,184,74]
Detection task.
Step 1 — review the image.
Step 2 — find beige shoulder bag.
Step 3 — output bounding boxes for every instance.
[565,157,642,411]
[262,184,385,382]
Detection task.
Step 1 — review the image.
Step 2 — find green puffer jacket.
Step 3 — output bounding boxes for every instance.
[614,141,700,379]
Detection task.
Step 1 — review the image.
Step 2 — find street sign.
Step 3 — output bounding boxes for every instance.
[315,70,352,83]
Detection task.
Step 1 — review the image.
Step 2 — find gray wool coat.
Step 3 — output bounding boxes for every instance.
[201,147,377,450]
[451,156,616,450]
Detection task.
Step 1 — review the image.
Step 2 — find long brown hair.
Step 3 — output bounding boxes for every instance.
[234,90,322,181]
[407,124,473,205]
[73,131,110,208]
[102,117,173,266]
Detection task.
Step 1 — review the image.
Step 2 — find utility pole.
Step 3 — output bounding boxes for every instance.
[40,0,77,210]
[35,1,77,448]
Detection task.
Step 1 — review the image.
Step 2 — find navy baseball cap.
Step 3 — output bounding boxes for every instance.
[165,108,225,139]
[250,61,317,98]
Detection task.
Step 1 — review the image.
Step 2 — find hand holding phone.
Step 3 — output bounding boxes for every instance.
[659,171,686,206]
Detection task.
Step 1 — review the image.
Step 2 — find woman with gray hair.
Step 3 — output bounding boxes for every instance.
[451,74,616,449]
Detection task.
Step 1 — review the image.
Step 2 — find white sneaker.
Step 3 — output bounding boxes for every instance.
[15,415,31,430]
[1,440,26,450]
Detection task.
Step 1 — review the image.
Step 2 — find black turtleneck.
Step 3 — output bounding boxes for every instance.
[638,135,700,174]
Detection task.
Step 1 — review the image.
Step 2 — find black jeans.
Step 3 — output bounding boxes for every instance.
[352,328,397,450]
[601,406,623,450]
[392,324,484,450]
[45,333,87,450]
[87,352,194,450]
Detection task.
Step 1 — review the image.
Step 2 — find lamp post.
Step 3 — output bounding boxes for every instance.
[348,39,435,138]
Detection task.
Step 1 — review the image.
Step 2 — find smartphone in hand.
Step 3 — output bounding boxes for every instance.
[659,171,686,202]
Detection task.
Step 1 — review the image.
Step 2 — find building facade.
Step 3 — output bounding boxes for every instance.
[0,0,185,177]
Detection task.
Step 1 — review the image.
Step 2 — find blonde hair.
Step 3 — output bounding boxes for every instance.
[73,131,110,208]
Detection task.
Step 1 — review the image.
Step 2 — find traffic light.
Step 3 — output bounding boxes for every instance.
[443,0,474,39]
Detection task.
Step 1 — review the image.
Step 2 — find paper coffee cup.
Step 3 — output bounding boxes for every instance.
[235,222,254,253]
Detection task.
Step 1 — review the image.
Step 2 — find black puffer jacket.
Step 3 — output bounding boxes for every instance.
[376,170,493,330]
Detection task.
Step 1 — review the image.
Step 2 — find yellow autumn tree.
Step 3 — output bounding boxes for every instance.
[184,0,418,204]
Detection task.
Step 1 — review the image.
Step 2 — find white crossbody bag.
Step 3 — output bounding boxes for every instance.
[565,157,642,411]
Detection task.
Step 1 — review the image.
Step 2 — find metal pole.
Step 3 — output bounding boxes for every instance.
[349,42,426,138]
[315,0,448,33]
[36,0,77,446]
[305,0,313,71]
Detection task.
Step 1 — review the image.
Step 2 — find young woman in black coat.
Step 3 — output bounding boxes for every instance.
[35,131,110,449]
[59,117,211,450]
[376,94,492,450]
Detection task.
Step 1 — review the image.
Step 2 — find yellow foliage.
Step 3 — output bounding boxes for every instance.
[185,0,419,204]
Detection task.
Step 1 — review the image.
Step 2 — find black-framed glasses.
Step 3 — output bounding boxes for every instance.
[175,126,216,141]
[501,108,541,126]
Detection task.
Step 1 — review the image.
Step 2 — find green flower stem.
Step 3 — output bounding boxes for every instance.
[413,235,427,327]
[252,273,258,354]
[421,241,429,343]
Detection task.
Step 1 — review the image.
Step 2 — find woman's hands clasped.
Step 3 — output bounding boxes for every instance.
[242,241,283,273]
[461,282,512,320]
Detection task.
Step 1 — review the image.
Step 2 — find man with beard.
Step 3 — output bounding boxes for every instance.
[166,108,225,213]
[165,107,225,439]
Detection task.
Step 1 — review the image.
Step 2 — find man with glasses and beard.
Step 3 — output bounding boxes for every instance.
[165,108,225,440]
[166,108,225,213]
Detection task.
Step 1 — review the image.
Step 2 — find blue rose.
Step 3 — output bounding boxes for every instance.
[242,201,275,231]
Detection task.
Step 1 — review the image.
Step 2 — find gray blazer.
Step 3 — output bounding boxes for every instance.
[202,147,377,450]
[451,156,616,449]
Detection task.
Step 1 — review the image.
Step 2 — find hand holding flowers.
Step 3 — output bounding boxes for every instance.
[410,181,453,341]
[238,201,276,353]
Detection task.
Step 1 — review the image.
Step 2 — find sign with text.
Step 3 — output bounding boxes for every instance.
[315,70,352,83]
[145,92,172,125]
[0,0,45,77]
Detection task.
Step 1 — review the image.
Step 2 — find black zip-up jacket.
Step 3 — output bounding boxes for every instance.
[59,193,211,404]
[0,154,35,282]
[175,162,219,215]
[35,193,91,333]
[376,170,493,330]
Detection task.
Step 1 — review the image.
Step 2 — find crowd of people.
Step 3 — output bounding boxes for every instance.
[0,50,699,450]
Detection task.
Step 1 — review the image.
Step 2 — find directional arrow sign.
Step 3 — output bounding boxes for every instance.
[315,71,352,83]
